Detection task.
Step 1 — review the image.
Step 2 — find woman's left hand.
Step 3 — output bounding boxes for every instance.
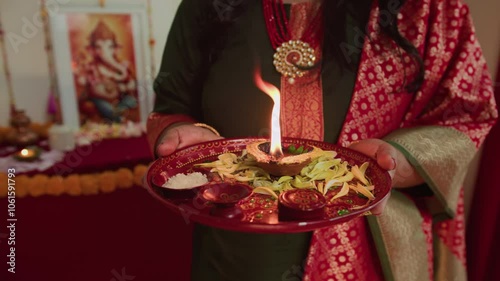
[348,138,423,188]
[348,139,424,214]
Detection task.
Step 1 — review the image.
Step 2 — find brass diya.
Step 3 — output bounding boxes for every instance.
[246,140,318,176]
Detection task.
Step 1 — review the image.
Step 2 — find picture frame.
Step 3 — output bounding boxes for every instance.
[46,0,154,129]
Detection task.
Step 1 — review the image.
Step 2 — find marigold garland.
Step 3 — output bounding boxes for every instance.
[29,174,49,197]
[98,171,116,194]
[47,175,65,196]
[0,173,8,197]
[65,175,81,196]
[0,164,149,198]
[80,174,99,195]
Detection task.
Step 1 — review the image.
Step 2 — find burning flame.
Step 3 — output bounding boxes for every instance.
[21,149,29,156]
[254,68,283,159]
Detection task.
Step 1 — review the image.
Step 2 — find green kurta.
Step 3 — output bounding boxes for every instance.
[154,0,371,280]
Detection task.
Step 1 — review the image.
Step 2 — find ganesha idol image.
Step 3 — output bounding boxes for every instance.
[73,20,139,124]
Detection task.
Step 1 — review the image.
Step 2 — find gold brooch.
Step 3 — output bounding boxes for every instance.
[273,40,316,84]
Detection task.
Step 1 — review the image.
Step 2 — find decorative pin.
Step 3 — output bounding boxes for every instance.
[273,40,316,82]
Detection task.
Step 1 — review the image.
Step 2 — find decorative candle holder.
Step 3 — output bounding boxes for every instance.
[200,182,253,219]
[278,189,326,221]
[246,140,318,176]
[13,146,42,162]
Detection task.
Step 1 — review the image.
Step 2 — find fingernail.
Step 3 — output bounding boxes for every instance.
[391,158,397,169]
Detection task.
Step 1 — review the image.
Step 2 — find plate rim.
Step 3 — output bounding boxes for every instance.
[144,137,392,233]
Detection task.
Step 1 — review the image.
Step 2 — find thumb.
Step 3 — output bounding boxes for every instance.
[156,129,180,157]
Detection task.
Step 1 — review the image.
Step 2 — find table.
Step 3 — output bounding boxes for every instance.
[0,188,193,281]
[0,135,194,281]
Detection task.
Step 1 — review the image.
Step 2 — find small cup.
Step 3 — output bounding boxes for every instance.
[200,183,253,207]
[278,189,326,221]
[151,169,209,201]
[200,183,253,219]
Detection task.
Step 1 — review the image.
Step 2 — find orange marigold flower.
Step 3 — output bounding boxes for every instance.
[80,174,99,195]
[64,174,81,196]
[46,176,65,196]
[29,174,49,197]
[15,175,30,198]
[0,173,8,197]
[99,171,116,193]
[115,168,134,189]
[133,164,148,187]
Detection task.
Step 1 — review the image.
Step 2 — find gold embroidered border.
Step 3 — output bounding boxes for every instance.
[383,126,476,218]
[434,237,467,281]
[280,3,324,141]
[367,191,430,281]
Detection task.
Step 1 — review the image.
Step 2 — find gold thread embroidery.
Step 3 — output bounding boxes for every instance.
[370,191,430,281]
[280,3,324,141]
[384,126,476,217]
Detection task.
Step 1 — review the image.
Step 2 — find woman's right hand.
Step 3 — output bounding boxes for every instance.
[156,123,223,157]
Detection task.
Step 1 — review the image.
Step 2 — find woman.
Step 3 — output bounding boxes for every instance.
[147,0,497,280]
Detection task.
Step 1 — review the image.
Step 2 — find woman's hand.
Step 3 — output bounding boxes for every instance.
[348,138,423,188]
[156,123,223,157]
[348,139,424,214]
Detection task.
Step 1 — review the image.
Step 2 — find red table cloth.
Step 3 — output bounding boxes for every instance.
[0,135,194,280]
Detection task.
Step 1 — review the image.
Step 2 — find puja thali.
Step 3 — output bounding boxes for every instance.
[145,138,391,233]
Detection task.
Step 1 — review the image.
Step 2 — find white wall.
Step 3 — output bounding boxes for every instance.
[0,28,8,124]
[465,0,500,77]
[0,0,499,126]
[0,0,181,126]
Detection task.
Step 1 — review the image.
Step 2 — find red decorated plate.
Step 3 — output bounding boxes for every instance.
[145,138,391,233]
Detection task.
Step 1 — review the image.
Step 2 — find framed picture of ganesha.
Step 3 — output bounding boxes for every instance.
[48,3,154,128]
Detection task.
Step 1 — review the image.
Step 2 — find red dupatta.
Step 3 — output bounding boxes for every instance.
[297,0,497,280]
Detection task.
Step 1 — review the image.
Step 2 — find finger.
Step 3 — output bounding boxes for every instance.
[348,142,378,160]
[156,129,180,157]
[375,143,397,171]
[177,132,220,150]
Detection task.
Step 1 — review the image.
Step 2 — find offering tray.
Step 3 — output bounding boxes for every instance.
[145,138,391,233]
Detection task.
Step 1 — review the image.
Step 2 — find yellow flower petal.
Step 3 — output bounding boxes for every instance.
[331,182,350,201]
[252,186,278,199]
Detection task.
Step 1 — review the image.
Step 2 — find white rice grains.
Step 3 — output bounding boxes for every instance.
[163,172,208,189]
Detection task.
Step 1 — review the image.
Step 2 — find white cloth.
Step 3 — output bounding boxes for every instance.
[0,149,65,173]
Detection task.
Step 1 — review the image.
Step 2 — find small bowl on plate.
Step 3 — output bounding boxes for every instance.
[199,182,253,219]
[151,168,210,201]
[278,189,326,221]
[200,182,253,207]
